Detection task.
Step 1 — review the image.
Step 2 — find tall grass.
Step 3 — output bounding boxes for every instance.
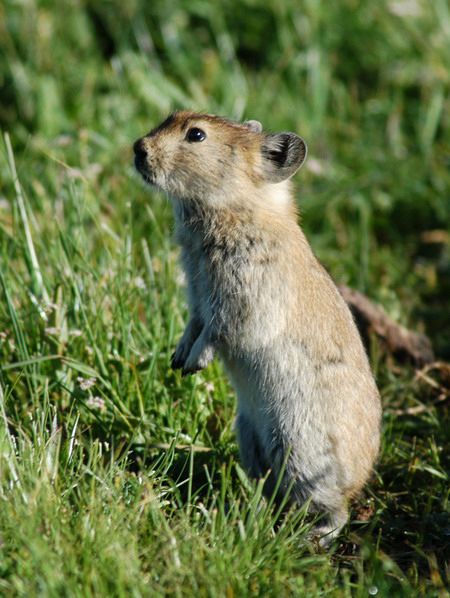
[0,0,449,595]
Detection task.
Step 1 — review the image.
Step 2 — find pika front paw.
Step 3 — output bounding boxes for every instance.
[171,349,186,371]
[171,339,194,371]
[171,319,204,371]
[180,353,208,376]
[181,363,201,377]
[181,342,216,376]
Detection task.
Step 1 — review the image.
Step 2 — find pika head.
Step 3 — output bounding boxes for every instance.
[133,111,307,205]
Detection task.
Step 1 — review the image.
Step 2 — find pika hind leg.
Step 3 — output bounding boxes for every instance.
[235,414,291,503]
[311,504,348,547]
[235,412,269,482]
[287,457,349,545]
[235,415,348,545]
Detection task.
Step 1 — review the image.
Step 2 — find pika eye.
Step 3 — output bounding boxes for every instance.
[186,127,206,142]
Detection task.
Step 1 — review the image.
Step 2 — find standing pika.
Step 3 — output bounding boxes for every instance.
[133,111,381,545]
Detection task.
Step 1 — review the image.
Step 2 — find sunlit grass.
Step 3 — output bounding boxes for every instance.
[0,0,449,595]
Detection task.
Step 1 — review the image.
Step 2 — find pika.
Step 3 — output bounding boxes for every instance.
[133,111,381,545]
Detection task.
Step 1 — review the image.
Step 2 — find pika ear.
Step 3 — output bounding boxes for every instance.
[242,120,263,133]
[261,133,307,183]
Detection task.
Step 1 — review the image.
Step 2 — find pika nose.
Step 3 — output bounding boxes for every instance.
[133,138,147,160]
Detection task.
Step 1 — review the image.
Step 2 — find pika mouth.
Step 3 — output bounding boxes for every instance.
[134,156,154,185]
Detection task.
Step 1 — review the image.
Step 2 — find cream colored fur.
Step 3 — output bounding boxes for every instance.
[133,111,381,545]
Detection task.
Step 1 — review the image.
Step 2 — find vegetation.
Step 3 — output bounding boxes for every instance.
[0,0,449,595]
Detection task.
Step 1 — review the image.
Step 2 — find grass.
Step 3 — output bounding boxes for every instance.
[0,0,449,595]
